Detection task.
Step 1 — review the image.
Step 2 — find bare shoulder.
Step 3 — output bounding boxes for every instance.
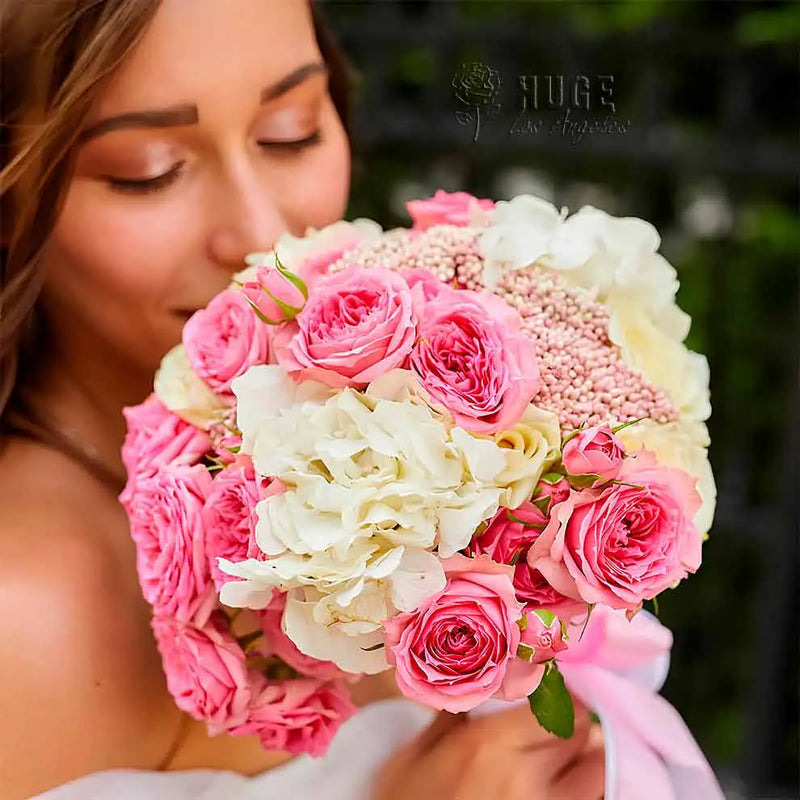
[0,437,182,799]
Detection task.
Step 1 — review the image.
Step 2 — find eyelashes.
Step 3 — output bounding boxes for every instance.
[105,161,185,194]
[257,130,322,153]
[105,130,324,195]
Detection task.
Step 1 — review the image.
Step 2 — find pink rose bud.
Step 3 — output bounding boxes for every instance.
[534,475,570,508]
[241,264,307,325]
[562,424,625,483]
[520,609,568,664]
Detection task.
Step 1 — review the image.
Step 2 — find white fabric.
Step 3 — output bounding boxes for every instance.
[32,699,435,800]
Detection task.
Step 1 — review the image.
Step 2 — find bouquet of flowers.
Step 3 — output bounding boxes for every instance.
[120,190,722,796]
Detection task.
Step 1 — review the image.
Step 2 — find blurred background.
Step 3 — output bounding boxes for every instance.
[320,1,799,797]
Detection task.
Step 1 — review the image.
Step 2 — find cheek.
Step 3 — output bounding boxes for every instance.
[50,181,195,305]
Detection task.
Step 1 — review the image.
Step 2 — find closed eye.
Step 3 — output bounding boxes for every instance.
[105,161,185,194]
[258,130,323,153]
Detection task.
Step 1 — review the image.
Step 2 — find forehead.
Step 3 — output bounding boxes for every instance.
[89,0,320,117]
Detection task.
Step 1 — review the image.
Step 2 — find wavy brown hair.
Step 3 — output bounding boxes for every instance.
[0,0,355,436]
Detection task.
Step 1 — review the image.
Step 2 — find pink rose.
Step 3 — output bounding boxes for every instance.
[152,612,251,734]
[272,266,417,388]
[183,289,271,395]
[409,287,540,433]
[228,676,356,757]
[384,553,524,713]
[528,450,703,611]
[521,610,568,663]
[128,464,216,625]
[257,595,347,682]
[203,463,266,592]
[562,424,625,483]
[405,190,495,230]
[469,503,583,616]
[119,395,210,510]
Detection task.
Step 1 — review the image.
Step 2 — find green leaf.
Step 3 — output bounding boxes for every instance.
[528,663,575,739]
[566,472,602,490]
[505,510,546,529]
[533,608,556,627]
[610,416,646,434]
[274,250,309,300]
[589,711,601,725]
[539,472,564,484]
[532,495,553,516]
[244,294,283,326]
[260,284,303,320]
[517,643,535,662]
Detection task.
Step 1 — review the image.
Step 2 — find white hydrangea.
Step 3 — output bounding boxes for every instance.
[220,365,509,673]
[478,195,685,336]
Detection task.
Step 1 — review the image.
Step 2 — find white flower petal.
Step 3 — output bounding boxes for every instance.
[154,344,225,429]
[389,549,446,612]
[283,589,389,674]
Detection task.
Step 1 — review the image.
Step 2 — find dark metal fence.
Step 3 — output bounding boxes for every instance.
[322,2,800,797]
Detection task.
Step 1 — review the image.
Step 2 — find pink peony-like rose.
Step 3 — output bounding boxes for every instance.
[128,464,216,625]
[405,189,495,231]
[152,612,251,734]
[257,595,347,682]
[119,395,210,510]
[521,609,568,663]
[203,463,266,592]
[409,286,540,433]
[528,450,703,611]
[469,503,583,616]
[227,675,356,757]
[562,424,625,483]
[384,553,524,713]
[183,289,271,395]
[272,266,417,388]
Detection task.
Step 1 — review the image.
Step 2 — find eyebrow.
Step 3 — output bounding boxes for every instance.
[79,61,328,142]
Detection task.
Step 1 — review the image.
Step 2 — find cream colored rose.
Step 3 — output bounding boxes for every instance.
[607,293,711,422]
[618,418,716,535]
[489,403,562,508]
[154,344,227,429]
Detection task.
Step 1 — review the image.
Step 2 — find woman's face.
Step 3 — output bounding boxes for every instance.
[41,0,350,380]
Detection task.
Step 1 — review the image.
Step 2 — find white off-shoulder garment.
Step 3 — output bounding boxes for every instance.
[33,699,435,800]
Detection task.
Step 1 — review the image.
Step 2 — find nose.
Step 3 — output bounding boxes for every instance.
[207,158,289,271]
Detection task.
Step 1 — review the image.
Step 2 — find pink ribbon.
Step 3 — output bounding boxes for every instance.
[557,607,725,800]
